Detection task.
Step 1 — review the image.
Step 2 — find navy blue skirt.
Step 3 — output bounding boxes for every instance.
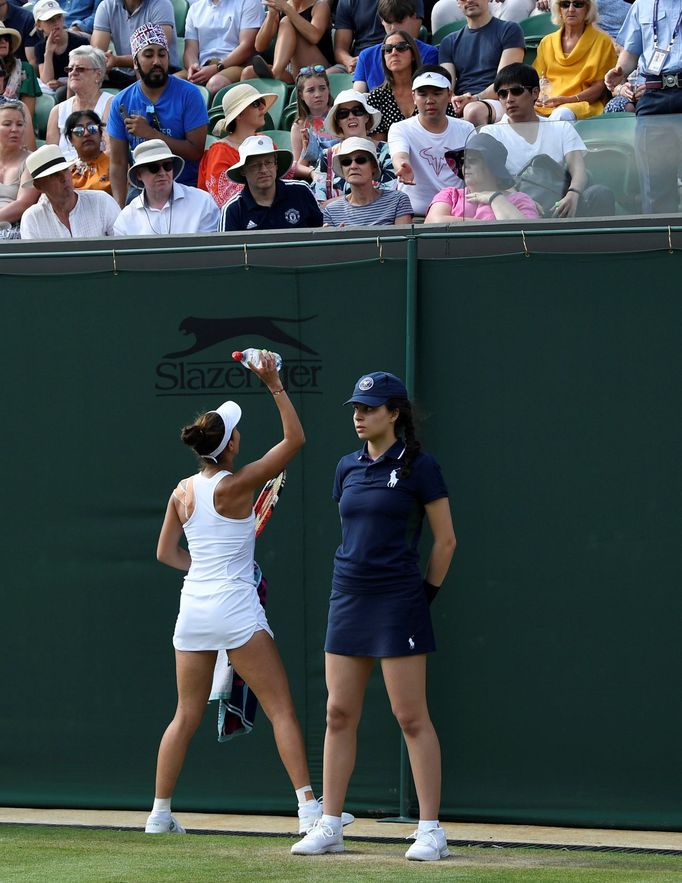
[324,582,436,658]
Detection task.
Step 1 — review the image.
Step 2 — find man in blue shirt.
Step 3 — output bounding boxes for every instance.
[106,24,208,205]
[220,135,323,231]
[438,0,524,126]
[605,0,682,213]
[334,0,424,74]
[61,0,103,33]
[353,0,437,92]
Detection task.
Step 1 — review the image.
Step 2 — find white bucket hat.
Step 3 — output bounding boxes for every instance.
[127,139,184,188]
[324,90,382,137]
[25,144,76,181]
[227,134,293,183]
[33,0,66,22]
[332,136,379,178]
[213,83,278,137]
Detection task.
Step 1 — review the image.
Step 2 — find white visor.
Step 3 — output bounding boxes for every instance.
[205,401,241,460]
[412,72,451,91]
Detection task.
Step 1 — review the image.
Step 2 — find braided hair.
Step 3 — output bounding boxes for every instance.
[386,397,421,478]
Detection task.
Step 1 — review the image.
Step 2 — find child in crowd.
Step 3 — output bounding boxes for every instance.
[290,65,336,180]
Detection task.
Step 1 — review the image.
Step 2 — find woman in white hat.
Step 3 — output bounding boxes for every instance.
[114,138,220,235]
[311,89,396,204]
[0,22,39,148]
[32,0,88,100]
[198,82,279,208]
[322,137,413,227]
[0,99,39,237]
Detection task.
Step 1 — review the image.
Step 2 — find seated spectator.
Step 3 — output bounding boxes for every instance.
[184,0,263,95]
[438,0,525,127]
[0,22,39,148]
[114,138,219,234]
[387,65,474,216]
[0,99,38,237]
[244,0,332,85]
[106,24,208,205]
[425,131,540,221]
[46,46,111,160]
[333,0,425,75]
[368,30,456,141]
[0,0,38,66]
[323,136,412,225]
[91,0,180,88]
[312,89,394,201]
[353,0,437,93]
[61,0,103,35]
[64,108,110,192]
[19,142,119,237]
[33,0,88,101]
[482,62,614,216]
[219,133,322,230]
[290,65,334,177]
[533,0,615,120]
[198,82,278,207]
[431,0,536,35]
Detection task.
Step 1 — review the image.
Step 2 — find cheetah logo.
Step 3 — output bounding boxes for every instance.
[164,315,319,359]
[387,469,399,488]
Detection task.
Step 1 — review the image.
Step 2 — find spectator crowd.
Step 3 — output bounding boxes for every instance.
[0,0,679,239]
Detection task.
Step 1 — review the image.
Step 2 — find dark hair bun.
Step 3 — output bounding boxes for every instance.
[181,425,206,448]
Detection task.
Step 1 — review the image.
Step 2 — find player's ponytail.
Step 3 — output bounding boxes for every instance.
[388,398,421,478]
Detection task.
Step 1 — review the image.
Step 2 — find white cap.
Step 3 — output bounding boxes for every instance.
[412,71,451,91]
[33,0,66,21]
[205,401,241,461]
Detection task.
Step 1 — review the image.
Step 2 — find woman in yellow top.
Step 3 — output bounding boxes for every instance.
[64,109,111,194]
[533,0,616,120]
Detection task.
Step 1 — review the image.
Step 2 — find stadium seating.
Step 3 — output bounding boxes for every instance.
[33,94,55,141]
[327,72,353,98]
[431,19,466,46]
[172,0,189,38]
[575,114,640,213]
[261,129,293,151]
[519,12,557,46]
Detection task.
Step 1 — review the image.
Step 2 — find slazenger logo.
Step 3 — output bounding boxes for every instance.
[155,314,322,396]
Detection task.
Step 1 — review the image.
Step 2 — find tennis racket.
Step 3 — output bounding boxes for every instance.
[254,470,286,537]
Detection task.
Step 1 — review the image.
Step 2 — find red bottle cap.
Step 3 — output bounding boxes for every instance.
[232,351,243,361]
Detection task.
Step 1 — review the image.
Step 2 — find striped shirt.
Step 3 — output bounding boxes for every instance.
[322,189,413,227]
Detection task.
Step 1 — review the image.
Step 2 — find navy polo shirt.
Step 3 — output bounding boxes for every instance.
[219,178,323,232]
[332,439,448,592]
[3,1,38,61]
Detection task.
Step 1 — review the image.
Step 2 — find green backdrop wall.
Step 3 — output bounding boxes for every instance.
[1,241,680,830]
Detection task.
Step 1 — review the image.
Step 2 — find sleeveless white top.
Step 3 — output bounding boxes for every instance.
[182,470,256,595]
[58,92,112,161]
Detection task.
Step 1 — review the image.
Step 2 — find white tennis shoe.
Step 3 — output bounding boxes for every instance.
[144,813,186,834]
[291,819,344,855]
[405,827,450,861]
[297,798,355,834]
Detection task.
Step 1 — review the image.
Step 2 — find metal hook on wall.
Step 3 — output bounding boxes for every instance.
[377,236,384,264]
[112,249,118,276]
[668,225,674,254]
[521,229,530,257]
[243,242,249,270]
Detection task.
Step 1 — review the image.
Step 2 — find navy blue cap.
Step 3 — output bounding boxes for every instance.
[344,371,408,406]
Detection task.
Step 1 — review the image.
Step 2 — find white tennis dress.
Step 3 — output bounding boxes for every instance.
[172,470,273,651]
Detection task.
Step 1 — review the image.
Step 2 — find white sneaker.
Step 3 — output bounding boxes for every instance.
[144,813,186,834]
[291,819,344,855]
[297,798,355,834]
[405,827,450,861]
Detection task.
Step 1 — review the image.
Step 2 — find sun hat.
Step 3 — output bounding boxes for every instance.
[463,132,514,188]
[324,89,382,137]
[227,134,293,183]
[213,83,278,137]
[127,139,184,188]
[332,136,379,178]
[412,70,451,90]
[344,372,408,406]
[33,0,66,22]
[25,144,76,181]
[204,401,242,461]
[0,22,22,54]
[130,23,168,58]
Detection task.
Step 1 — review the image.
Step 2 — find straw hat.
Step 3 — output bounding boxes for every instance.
[213,84,278,137]
[0,21,22,54]
[127,139,184,188]
[227,135,293,183]
[324,90,382,137]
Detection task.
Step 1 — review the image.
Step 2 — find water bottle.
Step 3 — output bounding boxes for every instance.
[538,75,552,106]
[233,348,283,370]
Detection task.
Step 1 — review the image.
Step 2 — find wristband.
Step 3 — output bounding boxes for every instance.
[567,187,582,196]
[271,387,285,395]
[488,191,503,205]
[423,579,440,605]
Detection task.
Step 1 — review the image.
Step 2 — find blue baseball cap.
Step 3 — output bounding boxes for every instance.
[344,371,408,405]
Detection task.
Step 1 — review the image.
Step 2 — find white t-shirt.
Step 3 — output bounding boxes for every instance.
[185,0,264,65]
[113,181,220,235]
[388,115,475,215]
[480,117,586,175]
[20,190,120,240]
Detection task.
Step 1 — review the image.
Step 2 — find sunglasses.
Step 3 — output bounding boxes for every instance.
[496,86,529,98]
[250,97,266,109]
[383,41,411,54]
[143,160,174,173]
[336,106,368,120]
[339,154,371,167]
[559,1,586,7]
[65,65,96,74]
[298,64,326,76]
[70,123,100,136]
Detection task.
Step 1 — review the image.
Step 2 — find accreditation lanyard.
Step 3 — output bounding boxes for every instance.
[649,0,682,72]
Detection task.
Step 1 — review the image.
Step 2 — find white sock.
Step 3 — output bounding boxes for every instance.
[296,785,315,806]
[321,814,342,833]
[418,819,439,833]
[152,798,172,815]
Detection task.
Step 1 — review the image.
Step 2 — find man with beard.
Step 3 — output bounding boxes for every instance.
[106,24,208,206]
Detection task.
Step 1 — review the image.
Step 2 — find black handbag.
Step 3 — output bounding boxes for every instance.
[515,154,572,215]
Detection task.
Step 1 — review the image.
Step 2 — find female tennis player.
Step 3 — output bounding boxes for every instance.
[145,353,323,837]
[292,371,456,861]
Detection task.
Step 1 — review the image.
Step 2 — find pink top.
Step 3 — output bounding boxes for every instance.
[429,187,539,220]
